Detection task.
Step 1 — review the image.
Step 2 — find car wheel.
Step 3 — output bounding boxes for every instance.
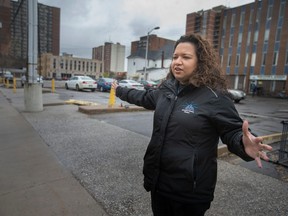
[100,87,104,92]
[234,99,240,103]
[76,84,80,91]
[65,83,69,90]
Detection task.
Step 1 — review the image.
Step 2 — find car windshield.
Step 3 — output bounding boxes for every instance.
[81,77,94,81]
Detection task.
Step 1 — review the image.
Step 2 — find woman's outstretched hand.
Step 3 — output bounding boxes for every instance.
[111,80,119,90]
[242,120,273,168]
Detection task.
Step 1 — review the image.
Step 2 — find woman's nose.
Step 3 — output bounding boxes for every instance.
[174,57,182,65]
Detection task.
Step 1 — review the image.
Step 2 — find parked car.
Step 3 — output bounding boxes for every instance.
[228,89,246,103]
[65,76,97,92]
[139,80,158,90]
[118,79,144,90]
[3,72,13,83]
[96,78,114,92]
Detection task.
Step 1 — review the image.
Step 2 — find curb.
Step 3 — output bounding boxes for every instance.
[78,105,147,114]
[217,133,282,158]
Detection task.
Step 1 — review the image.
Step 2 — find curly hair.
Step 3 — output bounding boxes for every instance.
[168,34,227,90]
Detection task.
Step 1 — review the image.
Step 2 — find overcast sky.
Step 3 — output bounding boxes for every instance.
[38,0,254,59]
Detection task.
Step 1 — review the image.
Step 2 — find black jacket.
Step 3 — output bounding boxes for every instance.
[116,79,253,203]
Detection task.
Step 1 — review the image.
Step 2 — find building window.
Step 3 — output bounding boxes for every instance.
[223,16,227,30]
[240,11,245,26]
[280,3,285,17]
[249,9,254,24]
[251,53,256,66]
[256,7,261,23]
[276,28,281,41]
[264,29,270,42]
[245,53,249,66]
[238,33,242,46]
[247,32,251,46]
[236,55,240,66]
[221,36,225,48]
[262,53,266,65]
[273,52,278,65]
[228,55,231,66]
[267,5,272,20]
[53,59,56,68]
[231,14,236,27]
[253,31,259,43]
[229,35,233,47]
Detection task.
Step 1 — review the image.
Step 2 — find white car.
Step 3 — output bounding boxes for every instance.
[118,79,144,90]
[228,89,246,103]
[65,76,97,92]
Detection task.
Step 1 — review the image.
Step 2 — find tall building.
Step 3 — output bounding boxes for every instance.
[92,42,125,74]
[0,0,60,68]
[186,5,226,49]
[186,0,288,95]
[127,34,175,80]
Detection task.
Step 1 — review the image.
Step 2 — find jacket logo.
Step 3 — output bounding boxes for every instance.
[181,103,197,114]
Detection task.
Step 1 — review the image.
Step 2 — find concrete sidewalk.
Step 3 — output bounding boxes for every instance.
[0,90,108,216]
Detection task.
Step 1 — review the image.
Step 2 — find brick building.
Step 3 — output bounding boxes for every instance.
[92,42,125,74]
[127,34,175,80]
[0,0,60,68]
[186,0,288,96]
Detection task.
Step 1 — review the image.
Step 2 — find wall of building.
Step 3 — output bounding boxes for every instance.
[0,0,60,67]
[39,53,102,80]
[186,0,288,95]
[92,42,125,74]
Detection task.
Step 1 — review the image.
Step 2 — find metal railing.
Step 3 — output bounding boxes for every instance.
[279,120,288,166]
[267,120,288,167]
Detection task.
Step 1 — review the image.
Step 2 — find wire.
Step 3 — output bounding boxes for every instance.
[10,0,25,26]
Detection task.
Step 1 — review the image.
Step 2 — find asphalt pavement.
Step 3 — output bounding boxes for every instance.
[0,85,288,216]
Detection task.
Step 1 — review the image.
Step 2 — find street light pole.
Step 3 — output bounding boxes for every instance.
[144,26,160,80]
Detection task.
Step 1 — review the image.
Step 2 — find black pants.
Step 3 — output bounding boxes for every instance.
[151,191,211,216]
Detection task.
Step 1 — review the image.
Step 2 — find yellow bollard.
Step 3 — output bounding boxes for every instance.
[13,77,16,93]
[6,78,9,88]
[51,78,55,93]
[108,86,116,107]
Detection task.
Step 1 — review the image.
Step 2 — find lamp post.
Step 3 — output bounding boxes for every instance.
[144,26,160,80]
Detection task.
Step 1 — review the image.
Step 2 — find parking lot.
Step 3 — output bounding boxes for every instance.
[1,85,288,216]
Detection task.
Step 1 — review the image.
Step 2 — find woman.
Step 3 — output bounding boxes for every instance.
[112,34,272,216]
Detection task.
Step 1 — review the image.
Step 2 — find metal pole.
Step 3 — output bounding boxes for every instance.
[144,27,160,80]
[24,0,43,112]
[27,0,38,84]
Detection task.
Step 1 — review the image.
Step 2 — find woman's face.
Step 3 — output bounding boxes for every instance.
[171,42,198,84]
